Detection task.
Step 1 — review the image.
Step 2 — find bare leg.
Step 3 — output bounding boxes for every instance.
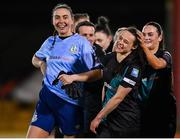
[26,125,49,138]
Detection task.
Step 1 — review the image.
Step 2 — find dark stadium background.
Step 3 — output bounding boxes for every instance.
[0,0,166,83]
[0,0,179,137]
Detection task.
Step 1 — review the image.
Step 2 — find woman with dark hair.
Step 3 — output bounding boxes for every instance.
[138,21,176,137]
[95,16,113,53]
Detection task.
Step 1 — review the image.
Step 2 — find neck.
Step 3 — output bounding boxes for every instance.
[116,51,131,63]
[59,32,73,37]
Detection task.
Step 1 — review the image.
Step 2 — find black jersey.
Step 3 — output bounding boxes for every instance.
[83,43,105,137]
[140,49,176,137]
[98,52,143,137]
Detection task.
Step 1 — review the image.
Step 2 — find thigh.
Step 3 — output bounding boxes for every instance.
[54,98,84,136]
[29,86,55,136]
[26,125,49,138]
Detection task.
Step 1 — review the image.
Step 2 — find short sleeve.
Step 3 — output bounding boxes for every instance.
[120,65,142,88]
[162,51,172,68]
[35,37,53,61]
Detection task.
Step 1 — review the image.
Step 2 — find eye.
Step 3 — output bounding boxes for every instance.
[63,15,69,20]
[54,15,60,20]
[148,32,154,37]
[96,39,102,43]
[123,39,129,44]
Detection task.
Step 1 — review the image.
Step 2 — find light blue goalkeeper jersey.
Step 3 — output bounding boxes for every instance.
[35,33,99,105]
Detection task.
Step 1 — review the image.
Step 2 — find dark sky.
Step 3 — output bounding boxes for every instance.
[0,0,166,84]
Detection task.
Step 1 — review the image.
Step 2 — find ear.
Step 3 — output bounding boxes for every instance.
[158,34,163,42]
[108,35,113,42]
[132,45,138,50]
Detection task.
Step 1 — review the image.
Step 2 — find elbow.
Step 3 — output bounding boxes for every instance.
[148,60,164,69]
[152,65,161,70]
[32,56,36,67]
[150,63,165,70]
[32,55,43,68]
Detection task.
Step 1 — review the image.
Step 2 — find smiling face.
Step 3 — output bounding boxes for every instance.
[142,25,162,51]
[52,8,74,37]
[114,30,135,55]
[78,25,95,45]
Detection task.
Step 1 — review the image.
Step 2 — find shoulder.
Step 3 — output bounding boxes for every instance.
[105,52,116,60]
[104,52,116,65]
[72,33,92,46]
[41,36,57,48]
[72,33,88,42]
[126,64,142,77]
[45,36,55,43]
[162,50,172,58]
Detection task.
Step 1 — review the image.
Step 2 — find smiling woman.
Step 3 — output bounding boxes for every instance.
[139,21,176,138]
[58,27,146,137]
[26,3,101,138]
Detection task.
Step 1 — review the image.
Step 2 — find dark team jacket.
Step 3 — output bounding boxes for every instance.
[139,49,176,137]
[102,51,143,130]
[83,43,105,124]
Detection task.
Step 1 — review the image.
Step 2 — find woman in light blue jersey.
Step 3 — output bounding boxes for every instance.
[26,3,99,138]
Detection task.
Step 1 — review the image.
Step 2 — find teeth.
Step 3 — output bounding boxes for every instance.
[57,24,65,28]
[59,25,65,28]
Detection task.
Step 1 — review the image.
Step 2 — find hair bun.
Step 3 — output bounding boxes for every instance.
[97,16,109,26]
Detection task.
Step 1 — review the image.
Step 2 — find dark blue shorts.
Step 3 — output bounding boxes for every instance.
[30,85,84,135]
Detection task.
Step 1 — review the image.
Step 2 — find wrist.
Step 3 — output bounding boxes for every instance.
[71,74,77,82]
[96,112,104,121]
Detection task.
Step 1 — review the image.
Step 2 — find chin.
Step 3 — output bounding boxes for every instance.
[145,44,152,49]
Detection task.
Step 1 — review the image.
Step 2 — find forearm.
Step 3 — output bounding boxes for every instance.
[71,69,102,82]
[95,86,131,120]
[96,96,122,120]
[142,46,166,69]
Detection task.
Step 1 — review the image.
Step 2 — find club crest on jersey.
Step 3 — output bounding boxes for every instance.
[70,45,78,54]
[31,112,38,122]
[131,68,139,78]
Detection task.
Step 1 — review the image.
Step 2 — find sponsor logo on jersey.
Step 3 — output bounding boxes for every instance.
[131,68,139,78]
[123,77,136,86]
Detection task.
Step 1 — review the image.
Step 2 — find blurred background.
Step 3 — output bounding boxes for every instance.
[0,0,179,137]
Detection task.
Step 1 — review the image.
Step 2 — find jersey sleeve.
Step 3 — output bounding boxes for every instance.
[162,50,172,68]
[120,65,142,88]
[35,37,53,61]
